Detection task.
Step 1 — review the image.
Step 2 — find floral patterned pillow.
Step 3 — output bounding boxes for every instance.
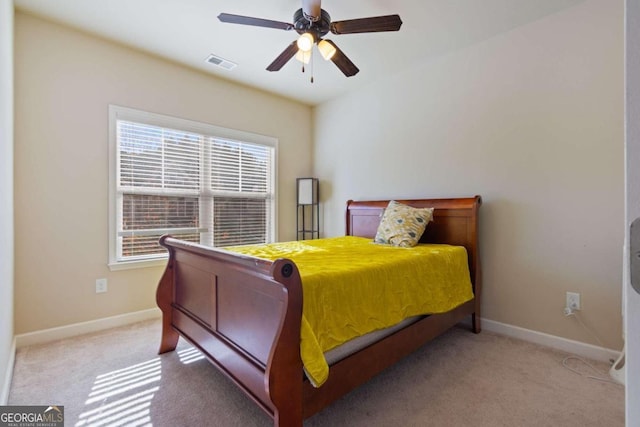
[373,201,434,247]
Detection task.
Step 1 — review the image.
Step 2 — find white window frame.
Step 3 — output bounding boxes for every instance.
[108,105,278,270]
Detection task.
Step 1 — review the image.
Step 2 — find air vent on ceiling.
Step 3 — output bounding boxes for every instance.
[205,54,237,70]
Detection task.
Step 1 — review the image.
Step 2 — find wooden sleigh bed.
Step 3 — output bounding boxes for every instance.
[156,196,482,426]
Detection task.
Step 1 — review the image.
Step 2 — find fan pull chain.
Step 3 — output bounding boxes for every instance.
[300,48,314,83]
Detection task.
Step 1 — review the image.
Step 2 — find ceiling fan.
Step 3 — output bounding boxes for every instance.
[218,0,402,78]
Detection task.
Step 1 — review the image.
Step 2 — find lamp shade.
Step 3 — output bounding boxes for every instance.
[297,33,314,52]
[317,40,336,60]
[297,178,318,205]
[295,49,311,64]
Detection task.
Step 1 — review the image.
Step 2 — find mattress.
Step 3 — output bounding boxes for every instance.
[226,236,473,386]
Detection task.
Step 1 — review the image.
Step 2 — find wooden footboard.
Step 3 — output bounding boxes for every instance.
[156,237,305,425]
[156,196,481,427]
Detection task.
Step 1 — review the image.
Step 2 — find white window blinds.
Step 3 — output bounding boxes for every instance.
[110,107,276,267]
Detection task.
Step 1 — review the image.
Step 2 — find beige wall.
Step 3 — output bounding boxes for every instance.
[314,0,624,349]
[0,0,14,404]
[13,12,313,334]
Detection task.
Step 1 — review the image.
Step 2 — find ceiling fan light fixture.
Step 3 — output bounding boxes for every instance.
[297,32,315,52]
[218,2,402,78]
[295,49,311,64]
[317,39,336,60]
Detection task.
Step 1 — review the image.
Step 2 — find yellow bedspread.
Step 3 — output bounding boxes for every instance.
[226,236,474,387]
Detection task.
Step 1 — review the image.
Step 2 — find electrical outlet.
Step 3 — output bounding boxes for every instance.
[566,291,580,311]
[96,278,108,294]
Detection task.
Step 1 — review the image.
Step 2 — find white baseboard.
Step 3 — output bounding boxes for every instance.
[15,308,162,349]
[481,318,621,363]
[10,309,620,365]
[0,337,16,405]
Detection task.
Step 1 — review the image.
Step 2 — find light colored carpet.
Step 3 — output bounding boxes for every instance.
[9,320,624,426]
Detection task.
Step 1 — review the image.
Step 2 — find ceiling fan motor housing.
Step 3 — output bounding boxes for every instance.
[293,8,331,39]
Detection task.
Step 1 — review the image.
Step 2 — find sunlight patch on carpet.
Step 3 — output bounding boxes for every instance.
[75,347,202,427]
[177,347,204,365]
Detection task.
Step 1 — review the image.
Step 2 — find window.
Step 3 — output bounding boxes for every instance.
[109,106,277,270]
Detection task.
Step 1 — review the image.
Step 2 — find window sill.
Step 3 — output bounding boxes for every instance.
[108,257,168,271]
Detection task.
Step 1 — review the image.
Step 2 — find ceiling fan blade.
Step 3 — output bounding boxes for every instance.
[266,41,299,72]
[323,40,359,77]
[218,13,294,31]
[330,15,402,34]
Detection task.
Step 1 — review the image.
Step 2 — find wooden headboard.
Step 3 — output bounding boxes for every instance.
[346,196,482,292]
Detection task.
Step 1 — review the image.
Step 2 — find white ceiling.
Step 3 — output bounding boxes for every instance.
[14,0,585,106]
